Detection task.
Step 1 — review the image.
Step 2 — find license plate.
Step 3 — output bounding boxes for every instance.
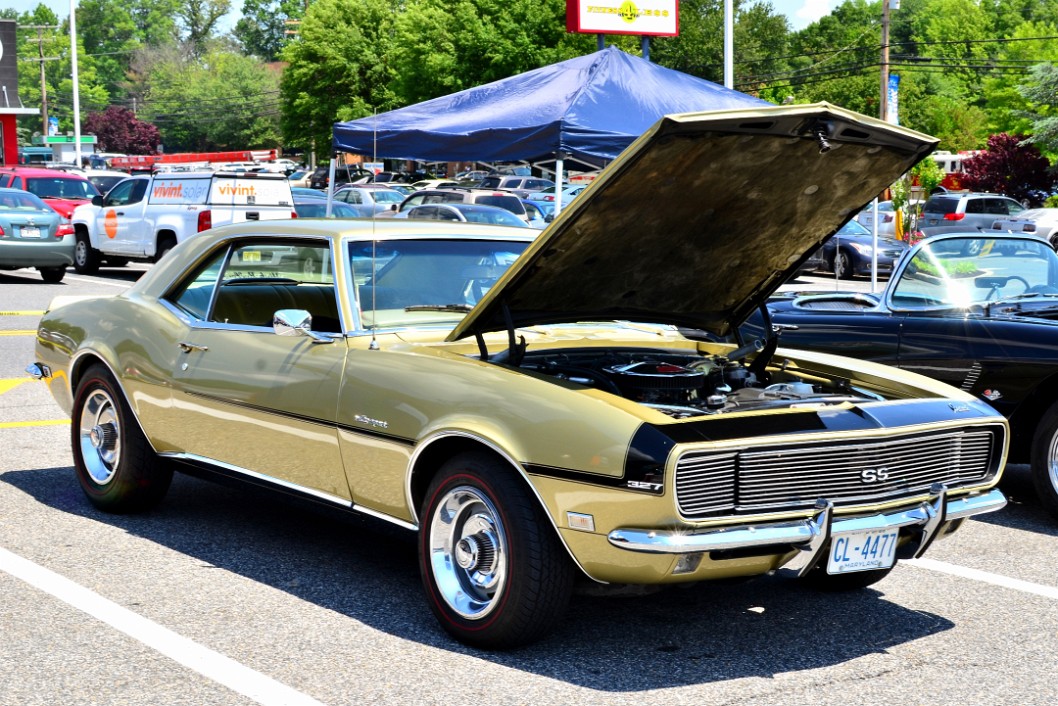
[20,226,41,238]
[826,528,898,574]
[241,250,261,262]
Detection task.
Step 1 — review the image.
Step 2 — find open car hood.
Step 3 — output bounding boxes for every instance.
[449,103,937,343]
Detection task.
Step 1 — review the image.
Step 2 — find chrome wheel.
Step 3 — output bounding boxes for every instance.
[835,250,851,279]
[1047,428,1058,504]
[78,389,121,485]
[426,485,508,620]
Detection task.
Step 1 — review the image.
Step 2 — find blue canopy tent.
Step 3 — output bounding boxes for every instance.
[330,46,770,210]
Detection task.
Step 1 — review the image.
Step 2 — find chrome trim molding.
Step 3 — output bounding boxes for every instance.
[607,488,1007,567]
[162,452,354,507]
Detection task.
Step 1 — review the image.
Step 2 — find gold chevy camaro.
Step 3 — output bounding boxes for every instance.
[29,103,1008,648]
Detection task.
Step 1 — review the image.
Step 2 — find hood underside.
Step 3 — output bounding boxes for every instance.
[449,102,938,343]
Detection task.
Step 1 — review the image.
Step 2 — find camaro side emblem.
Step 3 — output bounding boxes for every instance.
[948,403,972,413]
[354,414,389,430]
[982,389,1003,402]
[861,468,890,483]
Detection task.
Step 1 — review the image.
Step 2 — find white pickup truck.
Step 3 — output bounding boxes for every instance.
[71,171,296,274]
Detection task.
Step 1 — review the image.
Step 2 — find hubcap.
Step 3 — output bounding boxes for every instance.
[427,485,507,620]
[78,389,121,485]
[1048,430,1058,496]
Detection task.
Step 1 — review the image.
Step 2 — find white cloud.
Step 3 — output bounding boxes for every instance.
[794,0,834,26]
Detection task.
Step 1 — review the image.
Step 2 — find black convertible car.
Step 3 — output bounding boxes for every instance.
[753,233,1058,519]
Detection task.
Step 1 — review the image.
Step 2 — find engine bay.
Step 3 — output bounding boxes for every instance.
[519,347,882,418]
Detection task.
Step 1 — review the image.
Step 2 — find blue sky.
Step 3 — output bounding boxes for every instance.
[21,0,831,35]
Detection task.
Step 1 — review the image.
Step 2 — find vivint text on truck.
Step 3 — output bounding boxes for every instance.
[71,171,296,274]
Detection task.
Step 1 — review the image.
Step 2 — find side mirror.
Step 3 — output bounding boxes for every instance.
[92,195,104,207]
[273,309,333,344]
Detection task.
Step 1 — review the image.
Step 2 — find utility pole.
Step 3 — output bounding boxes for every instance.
[23,25,59,136]
[879,0,890,122]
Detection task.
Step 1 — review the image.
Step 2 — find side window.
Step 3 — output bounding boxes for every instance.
[965,199,985,214]
[1007,200,1025,216]
[104,180,137,207]
[211,241,341,332]
[166,251,226,320]
[401,193,425,210]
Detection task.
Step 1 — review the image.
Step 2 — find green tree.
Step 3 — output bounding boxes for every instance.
[177,0,232,54]
[1019,63,1058,155]
[279,0,401,155]
[138,45,281,150]
[982,23,1058,137]
[234,0,304,61]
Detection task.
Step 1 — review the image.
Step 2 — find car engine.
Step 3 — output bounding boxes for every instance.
[520,347,879,418]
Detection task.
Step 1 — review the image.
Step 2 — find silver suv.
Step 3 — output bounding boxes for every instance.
[476,175,555,198]
[920,192,1025,236]
[397,188,529,221]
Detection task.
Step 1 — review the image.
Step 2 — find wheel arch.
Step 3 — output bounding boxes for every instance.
[1007,371,1058,463]
[407,430,596,581]
[68,350,159,454]
[154,229,178,258]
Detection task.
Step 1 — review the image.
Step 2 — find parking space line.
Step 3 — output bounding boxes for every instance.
[0,330,36,336]
[0,311,45,316]
[0,379,33,395]
[905,557,1058,600]
[0,420,68,429]
[0,547,328,706]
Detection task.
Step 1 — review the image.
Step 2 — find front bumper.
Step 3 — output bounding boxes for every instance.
[608,486,1006,576]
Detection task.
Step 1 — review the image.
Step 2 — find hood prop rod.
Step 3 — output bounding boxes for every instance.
[502,301,527,367]
[748,301,779,379]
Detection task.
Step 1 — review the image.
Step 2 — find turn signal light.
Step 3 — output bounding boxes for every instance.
[56,224,74,238]
[943,213,965,221]
[198,210,212,232]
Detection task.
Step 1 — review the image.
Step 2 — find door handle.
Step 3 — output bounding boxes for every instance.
[178,342,209,353]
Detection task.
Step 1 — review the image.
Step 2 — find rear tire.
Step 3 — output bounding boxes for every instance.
[155,235,177,262]
[73,232,101,274]
[419,452,574,648]
[39,266,66,283]
[1030,401,1058,520]
[105,257,129,267]
[71,364,172,513]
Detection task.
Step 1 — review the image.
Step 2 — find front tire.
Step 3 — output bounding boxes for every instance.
[1030,401,1058,519]
[71,364,172,513]
[834,249,853,280]
[419,452,574,648]
[73,232,101,274]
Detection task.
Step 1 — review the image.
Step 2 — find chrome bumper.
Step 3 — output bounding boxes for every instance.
[607,486,1006,576]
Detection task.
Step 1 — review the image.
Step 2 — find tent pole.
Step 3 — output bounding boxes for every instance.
[326,157,336,217]
[554,157,564,216]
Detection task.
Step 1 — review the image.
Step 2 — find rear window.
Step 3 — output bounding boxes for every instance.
[475,194,525,215]
[478,177,502,189]
[25,176,98,200]
[924,197,958,214]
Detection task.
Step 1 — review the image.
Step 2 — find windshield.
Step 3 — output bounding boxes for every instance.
[348,239,529,329]
[890,236,1058,309]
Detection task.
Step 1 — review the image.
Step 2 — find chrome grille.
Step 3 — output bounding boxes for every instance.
[676,428,998,519]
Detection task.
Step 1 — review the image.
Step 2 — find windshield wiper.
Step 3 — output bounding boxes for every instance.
[404,304,473,313]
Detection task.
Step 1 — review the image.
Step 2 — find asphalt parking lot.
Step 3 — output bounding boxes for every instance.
[2,264,1057,706]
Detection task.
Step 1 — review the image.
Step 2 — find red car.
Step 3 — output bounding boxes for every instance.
[0,167,100,220]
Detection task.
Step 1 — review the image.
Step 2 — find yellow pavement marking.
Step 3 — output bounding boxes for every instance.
[0,330,37,336]
[0,311,45,316]
[0,379,32,395]
[0,419,68,429]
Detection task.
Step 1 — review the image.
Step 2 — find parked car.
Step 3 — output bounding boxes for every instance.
[526,184,586,203]
[521,199,553,228]
[855,200,896,237]
[919,192,1026,241]
[28,104,1008,649]
[409,179,462,190]
[308,164,370,190]
[85,170,130,196]
[476,175,555,198]
[799,219,909,278]
[287,170,313,189]
[293,199,368,219]
[0,166,100,220]
[398,187,529,222]
[762,232,1058,519]
[332,186,404,215]
[0,187,74,282]
[991,207,1058,249]
[403,203,530,227]
[291,187,326,199]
